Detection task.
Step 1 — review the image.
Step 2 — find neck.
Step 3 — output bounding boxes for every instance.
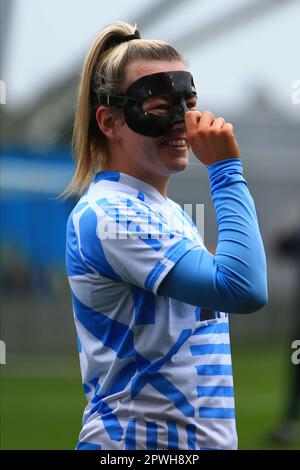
[106,161,170,198]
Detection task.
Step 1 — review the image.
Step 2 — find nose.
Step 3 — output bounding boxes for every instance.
[181,100,189,113]
[171,109,187,128]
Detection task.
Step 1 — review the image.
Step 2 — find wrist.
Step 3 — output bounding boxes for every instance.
[207,158,244,189]
[207,157,241,171]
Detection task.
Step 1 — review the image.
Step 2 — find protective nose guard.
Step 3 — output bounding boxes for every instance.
[97,70,197,137]
[169,97,189,126]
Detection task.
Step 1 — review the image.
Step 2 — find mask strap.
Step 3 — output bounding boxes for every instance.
[98,95,136,108]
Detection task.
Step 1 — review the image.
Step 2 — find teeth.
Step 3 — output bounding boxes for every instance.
[167,139,187,146]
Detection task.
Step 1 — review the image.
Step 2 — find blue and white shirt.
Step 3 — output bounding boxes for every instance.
[66,170,237,450]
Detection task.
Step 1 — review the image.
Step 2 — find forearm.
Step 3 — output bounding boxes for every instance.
[158,158,268,314]
[207,157,268,312]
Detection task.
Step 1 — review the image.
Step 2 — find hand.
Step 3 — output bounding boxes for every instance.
[185,110,240,166]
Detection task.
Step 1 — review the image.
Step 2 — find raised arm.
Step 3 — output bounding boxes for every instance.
[158,111,268,314]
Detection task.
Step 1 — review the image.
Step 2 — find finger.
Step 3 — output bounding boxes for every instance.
[222,122,234,136]
[184,110,202,133]
[211,117,225,130]
[199,110,215,128]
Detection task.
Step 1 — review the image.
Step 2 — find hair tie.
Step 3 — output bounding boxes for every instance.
[104,32,139,53]
[123,34,138,42]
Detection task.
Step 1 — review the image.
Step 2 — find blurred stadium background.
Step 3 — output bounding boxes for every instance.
[0,0,299,450]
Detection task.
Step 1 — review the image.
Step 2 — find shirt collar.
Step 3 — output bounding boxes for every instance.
[94,170,168,204]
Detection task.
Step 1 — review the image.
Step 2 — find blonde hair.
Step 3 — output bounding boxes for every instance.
[63,21,186,199]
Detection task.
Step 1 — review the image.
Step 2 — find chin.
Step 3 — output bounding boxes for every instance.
[165,154,189,174]
[165,152,189,173]
[159,143,190,171]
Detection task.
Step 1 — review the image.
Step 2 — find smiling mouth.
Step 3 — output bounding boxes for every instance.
[161,138,188,148]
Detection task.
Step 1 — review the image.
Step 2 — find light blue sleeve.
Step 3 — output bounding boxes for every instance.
[157,158,268,314]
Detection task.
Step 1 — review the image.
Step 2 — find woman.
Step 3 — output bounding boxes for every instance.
[65,21,268,450]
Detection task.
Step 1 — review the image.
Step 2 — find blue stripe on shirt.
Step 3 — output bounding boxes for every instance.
[146,421,158,450]
[125,419,136,450]
[76,441,102,450]
[145,261,167,291]
[190,343,231,355]
[186,424,196,450]
[199,407,235,419]
[94,170,120,183]
[196,364,233,376]
[167,421,179,449]
[197,386,234,397]
[79,207,122,281]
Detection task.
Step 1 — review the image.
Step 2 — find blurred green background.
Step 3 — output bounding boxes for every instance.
[1,343,299,450]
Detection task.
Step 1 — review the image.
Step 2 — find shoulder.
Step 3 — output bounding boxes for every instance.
[87,184,165,225]
[167,197,182,212]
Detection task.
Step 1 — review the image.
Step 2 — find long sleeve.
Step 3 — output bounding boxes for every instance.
[157,158,268,314]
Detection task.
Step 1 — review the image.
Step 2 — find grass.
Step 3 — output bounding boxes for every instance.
[0,345,299,450]
[0,356,85,450]
[231,343,300,450]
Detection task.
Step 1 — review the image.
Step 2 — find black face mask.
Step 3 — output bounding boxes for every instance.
[98,71,197,137]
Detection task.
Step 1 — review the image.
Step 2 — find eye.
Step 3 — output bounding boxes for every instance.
[186,95,197,109]
[155,104,171,110]
[143,99,172,116]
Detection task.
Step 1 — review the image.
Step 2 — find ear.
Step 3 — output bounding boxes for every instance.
[95,106,122,141]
